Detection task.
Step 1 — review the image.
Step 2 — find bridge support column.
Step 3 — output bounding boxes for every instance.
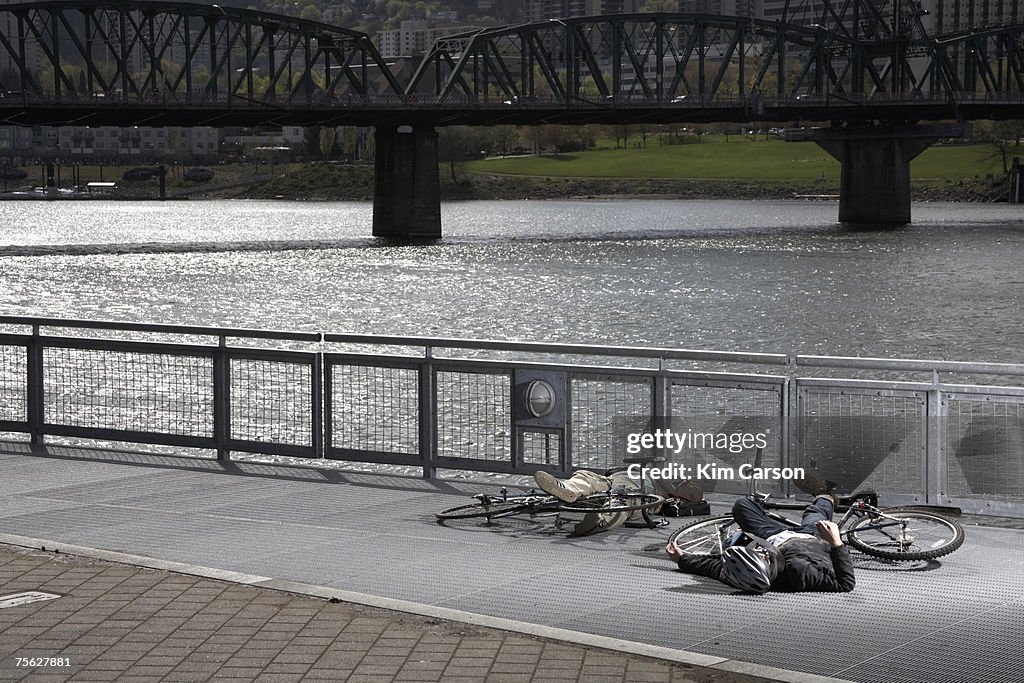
[812,124,970,224]
[373,124,441,239]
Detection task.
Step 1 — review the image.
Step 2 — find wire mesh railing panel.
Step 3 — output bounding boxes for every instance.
[436,370,511,462]
[669,382,784,496]
[571,376,652,471]
[0,345,27,423]
[229,358,313,447]
[43,347,213,436]
[329,363,419,455]
[522,431,561,467]
[796,386,926,497]
[945,395,1024,502]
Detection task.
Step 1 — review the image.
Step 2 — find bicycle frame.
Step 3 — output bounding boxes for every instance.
[745,496,915,546]
[473,489,562,516]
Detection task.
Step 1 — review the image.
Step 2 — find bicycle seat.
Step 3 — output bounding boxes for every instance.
[837,489,878,507]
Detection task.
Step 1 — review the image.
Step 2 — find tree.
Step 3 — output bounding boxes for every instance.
[339,126,359,161]
[977,120,1024,174]
[638,124,651,148]
[490,125,519,156]
[299,4,322,22]
[611,125,630,149]
[437,126,492,181]
[319,127,337,160]
[303,126,321,159]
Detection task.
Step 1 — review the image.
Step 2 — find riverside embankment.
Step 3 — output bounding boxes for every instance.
[232,163,1010,203]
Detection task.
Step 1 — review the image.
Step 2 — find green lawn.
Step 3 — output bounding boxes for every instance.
[467,137,1006,181]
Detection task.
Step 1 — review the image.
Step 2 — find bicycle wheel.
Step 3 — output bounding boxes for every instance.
[846,509,965,560]
[558,492,663,514]
[668,515,735,557]
[436,500,530,521]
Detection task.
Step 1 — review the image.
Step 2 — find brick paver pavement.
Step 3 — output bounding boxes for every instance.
[0,545,772,683]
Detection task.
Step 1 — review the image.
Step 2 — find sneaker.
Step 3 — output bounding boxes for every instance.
[794,472,837,496]
[572,510,629,536]
[534,471,580,503]
[814,493,840,509]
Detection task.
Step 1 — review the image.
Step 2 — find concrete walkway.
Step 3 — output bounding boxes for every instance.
[1,442,1022,683]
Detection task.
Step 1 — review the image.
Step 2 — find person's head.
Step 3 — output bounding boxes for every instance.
[721,543,777,594]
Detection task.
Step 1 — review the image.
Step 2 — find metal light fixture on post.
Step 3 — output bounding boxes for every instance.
[523,379,556,419]
[514,370,567,471]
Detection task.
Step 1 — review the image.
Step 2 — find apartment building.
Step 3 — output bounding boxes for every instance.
[0,124,223,163]
[933,0,1020,33]
[523,0,642,22]
[679,0,760,16]
[376,20,480,58]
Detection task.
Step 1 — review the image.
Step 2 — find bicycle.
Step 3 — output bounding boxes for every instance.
[436,486,664,527]
[669,490,965,561]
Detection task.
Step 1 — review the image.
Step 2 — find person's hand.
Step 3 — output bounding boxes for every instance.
[665,541,682,561]
[816,520,843,547]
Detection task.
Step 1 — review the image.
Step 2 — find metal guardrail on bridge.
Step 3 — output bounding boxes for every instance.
[1,316,1023,517]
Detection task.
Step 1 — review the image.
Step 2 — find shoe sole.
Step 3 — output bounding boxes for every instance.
[533,471,579,503]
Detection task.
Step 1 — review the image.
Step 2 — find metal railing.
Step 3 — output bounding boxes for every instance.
[2,316,1024,516]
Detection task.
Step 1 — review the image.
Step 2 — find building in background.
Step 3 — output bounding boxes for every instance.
[932,0,1019,33]
[376,19,481,58]
[0,124,224,164]
[679,0,760,16]
[523,0,642,22]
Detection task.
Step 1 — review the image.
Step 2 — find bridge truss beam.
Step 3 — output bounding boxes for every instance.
[0,0,402,127]
[0,4,1021,125]
[407,11,1024,125]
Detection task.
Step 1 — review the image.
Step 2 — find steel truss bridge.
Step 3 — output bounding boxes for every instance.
[0,0,1022,127]
[0,1,1021,234]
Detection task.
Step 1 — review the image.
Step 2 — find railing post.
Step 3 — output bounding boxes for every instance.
[312,348,324,458]
[781,358,794,498]
[213,335,230,461]
[653,357,669,464]
[926,370,947,505]
[510,375,522,472]
[27,323,44,444]
[562,376,573,472]
[787,370,802,501]
[321,342,332,460]
[420,346,436,479]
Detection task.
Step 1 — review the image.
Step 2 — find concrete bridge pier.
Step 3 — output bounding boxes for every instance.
[372,124,442,239]
[812,123,970,224]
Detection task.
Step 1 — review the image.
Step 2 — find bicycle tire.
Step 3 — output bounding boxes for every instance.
[846,509,965,560]
[668,515,735,557]
[436,500,531,521]
[557,492,663,514]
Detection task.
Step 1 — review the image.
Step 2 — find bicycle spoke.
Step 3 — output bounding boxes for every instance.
[668,516,733,558]
[847,510,964,560]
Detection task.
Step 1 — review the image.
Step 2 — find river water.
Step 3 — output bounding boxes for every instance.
[1,198,1022,363]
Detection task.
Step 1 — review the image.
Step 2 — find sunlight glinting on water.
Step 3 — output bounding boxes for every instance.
[1,199,1022,362]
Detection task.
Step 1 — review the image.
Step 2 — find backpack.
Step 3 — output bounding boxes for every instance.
[659,498,712,517]
[654,479,710,516]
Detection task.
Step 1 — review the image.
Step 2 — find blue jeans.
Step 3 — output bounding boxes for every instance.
[731,497,834,540]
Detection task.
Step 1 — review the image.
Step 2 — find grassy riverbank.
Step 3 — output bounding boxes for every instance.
[238,136,1012,203]
[463,137,1002,181]
[10,135,1010,202]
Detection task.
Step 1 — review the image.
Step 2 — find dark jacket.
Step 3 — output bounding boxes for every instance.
[676,539,856,593]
